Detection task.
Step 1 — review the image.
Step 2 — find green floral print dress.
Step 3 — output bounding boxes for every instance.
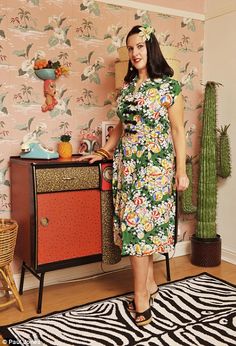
[112,76,181,256]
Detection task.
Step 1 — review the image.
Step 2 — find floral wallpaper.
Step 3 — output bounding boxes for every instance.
[0,0,204,241]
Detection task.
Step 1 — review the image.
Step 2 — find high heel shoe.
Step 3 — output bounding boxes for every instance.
[135,307,152,327]
[127,287,158,312]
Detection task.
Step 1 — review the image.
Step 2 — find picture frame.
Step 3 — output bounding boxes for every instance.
[101,120,118,146]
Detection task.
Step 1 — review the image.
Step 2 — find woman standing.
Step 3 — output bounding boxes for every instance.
[78,25,189,326]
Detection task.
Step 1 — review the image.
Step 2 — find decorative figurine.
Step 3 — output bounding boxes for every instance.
[41,79,58,112]
[58,134,73,159]
[34,57,69,113]
[78,137,100,155]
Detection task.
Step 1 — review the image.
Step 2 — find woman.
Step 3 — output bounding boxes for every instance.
[78,25,189,326]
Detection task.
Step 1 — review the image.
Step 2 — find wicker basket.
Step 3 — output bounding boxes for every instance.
[0,218,18,267]
[0,218,23,311]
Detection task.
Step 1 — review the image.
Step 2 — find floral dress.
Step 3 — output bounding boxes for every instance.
[112,76,181,256]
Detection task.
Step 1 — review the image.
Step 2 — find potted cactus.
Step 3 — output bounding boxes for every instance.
[184,81,231,266]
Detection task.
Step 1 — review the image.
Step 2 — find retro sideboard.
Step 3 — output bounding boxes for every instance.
[10,156,117,313]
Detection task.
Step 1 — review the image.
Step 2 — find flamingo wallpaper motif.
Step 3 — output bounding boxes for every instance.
[0,0,204,241]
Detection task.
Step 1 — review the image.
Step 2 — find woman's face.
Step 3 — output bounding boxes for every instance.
[127,33,148,75]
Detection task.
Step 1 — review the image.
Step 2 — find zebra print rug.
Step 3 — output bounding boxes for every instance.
[1,273,236,346]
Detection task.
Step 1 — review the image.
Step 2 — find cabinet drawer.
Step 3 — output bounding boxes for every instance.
[35,166,100,193]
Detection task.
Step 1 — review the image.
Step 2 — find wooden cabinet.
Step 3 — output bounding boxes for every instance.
[10,156,114,312]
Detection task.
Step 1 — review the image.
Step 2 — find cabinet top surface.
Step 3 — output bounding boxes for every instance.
[10,156,112,167]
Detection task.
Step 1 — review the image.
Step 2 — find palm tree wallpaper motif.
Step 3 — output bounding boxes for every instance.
[20,85,33,104]
[17,8,32,30]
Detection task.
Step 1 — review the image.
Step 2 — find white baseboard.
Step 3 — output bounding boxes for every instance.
[222,247,236,265]
[13,241,191,292]
[175,240,191,257]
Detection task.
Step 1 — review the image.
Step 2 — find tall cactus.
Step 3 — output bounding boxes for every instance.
[196,81,218,238]
[181,82,231,239]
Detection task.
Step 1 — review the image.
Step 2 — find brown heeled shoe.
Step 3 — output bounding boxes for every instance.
[135,307,152,326]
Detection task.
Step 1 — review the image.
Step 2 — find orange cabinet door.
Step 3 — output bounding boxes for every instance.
[37,190,102,265]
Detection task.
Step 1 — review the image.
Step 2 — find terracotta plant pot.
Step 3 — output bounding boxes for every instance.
[191,234,221,267]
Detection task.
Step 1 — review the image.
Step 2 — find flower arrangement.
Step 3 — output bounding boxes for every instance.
[34,59,69,78]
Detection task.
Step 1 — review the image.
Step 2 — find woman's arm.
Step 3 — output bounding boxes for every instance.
[77,120,123,163]
[168,93,189,191]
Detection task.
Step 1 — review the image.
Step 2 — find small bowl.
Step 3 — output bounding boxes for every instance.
[35,68,56,80]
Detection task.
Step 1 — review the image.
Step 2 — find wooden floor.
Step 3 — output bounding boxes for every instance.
[0,255,236,342]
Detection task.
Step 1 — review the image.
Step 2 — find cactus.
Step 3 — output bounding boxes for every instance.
[182,155,197,213]
[217,125,231,178]
[196,81,219,239]
[180,82,231,240]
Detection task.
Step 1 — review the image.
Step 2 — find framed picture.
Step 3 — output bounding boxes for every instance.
[101,120,118,146]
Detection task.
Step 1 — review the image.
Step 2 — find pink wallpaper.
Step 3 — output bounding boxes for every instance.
[0,0,204,242]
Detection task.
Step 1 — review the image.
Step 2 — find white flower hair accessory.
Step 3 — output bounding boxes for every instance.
[138,25,155,41]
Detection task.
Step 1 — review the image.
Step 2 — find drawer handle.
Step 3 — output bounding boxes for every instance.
[40,217,49,227]
[62,177,75,181]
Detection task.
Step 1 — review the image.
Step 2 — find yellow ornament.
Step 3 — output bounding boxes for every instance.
[58,134,73,158]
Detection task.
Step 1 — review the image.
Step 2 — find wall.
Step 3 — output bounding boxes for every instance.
[0,0,205,285]
[203,0,236,263]
[127,0,205,14]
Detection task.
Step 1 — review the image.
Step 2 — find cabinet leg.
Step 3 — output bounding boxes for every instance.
[37,273,45,314]
[19,262,26,295]
[165,253,171,281]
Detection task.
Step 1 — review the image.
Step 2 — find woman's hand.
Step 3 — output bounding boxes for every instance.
[76,153,103,164]
[175,173,189,191]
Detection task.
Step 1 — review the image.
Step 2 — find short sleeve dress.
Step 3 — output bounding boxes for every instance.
[112,76,181,256]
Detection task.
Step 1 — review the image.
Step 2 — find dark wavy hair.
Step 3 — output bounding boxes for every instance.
[124,25,173,83]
